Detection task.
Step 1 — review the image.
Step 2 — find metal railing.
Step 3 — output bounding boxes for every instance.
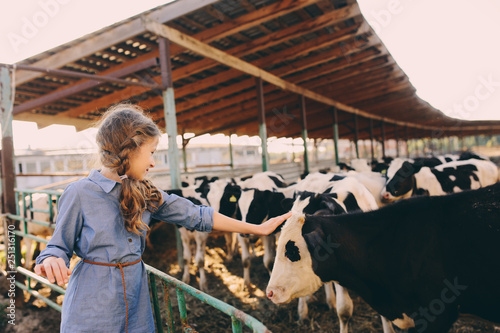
[5,188,271,333]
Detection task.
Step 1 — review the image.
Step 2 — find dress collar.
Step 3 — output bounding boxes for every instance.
[88,169,118,193]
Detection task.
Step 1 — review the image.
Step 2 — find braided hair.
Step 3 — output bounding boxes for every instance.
[96,104,163,235]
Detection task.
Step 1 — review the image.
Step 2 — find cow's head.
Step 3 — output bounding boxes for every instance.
[266,208,324,304]
[219,182,242,218]
[206,180,242,218]
[381,160,421,203]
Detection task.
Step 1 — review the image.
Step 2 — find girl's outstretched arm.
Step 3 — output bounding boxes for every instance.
[212,211,292,236]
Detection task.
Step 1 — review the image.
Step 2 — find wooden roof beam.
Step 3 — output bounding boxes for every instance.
[14,112,92,130]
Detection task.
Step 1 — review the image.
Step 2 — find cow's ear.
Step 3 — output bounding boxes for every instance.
[303,226,325,250]
[302,223,331,266]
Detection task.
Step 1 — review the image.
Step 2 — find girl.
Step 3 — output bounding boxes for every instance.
[34,104,291,333]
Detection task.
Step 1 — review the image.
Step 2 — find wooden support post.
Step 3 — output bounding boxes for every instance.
[1,66,25,307]
[181,133,189,173]
[380,120,386,158]
[369,118,374,161]
[353,114,359,159]
[405,125,410,158]
[300,95,309,174]
[394,124,399,157]
[332,108,339,165]
[255,77,269,172]
[229,133,234,170]
[413,128,420,157]
[313,138,319,164]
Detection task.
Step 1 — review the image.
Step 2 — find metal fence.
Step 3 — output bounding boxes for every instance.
[5,188,271,333]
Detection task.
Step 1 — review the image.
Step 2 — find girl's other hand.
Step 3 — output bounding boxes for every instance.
[34,256,71,286]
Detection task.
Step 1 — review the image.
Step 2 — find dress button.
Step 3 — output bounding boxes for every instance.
[128,238,133,242]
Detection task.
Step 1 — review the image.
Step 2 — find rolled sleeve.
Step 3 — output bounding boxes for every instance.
[152,191,214,232]
[36,183,83,267]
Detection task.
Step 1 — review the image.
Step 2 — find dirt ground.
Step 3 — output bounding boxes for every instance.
[3,222,498,333]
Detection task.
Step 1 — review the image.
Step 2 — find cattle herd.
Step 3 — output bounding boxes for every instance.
[19,151,500,332]
[162,151,500,333]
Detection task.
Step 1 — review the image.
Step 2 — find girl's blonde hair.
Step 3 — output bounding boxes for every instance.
[96,103,163,235]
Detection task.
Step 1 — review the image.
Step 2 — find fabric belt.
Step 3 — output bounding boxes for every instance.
[83,258,142,333]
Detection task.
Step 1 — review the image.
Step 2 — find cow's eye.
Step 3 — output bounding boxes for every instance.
[285,240,301,262]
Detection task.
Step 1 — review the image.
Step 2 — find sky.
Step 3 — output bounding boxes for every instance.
[1,0,499,150]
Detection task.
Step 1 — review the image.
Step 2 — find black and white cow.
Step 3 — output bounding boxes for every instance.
[267,183,500,333]
[284,176,395,333]
[204,178,242,261]
[235,171,289,287]
[381,157,498,203]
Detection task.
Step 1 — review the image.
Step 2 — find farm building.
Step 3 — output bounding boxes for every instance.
[1,0,500,332]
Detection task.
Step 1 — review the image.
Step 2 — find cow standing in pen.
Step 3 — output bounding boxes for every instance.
[381,157,498,203]
[236,171,289,288]
[267,183,500,333]
[284,175,396,333]
[168,184,212,291]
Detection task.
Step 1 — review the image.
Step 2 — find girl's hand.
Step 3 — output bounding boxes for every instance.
[34,256,71,286]
[257,211,292,236]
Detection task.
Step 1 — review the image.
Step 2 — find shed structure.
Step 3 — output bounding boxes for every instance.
[2,0,500,306]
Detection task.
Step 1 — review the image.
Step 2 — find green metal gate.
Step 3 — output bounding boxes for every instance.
[4,189,271,333]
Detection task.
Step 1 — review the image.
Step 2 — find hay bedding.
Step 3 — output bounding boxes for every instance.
[1,222,497,332]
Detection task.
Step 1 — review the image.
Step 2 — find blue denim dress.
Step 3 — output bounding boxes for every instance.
[36,169,214,332]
